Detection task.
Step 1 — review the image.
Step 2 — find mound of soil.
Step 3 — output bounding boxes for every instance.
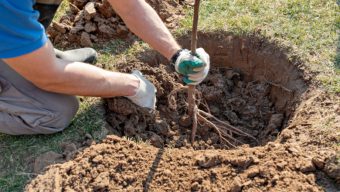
[49,0,187,47]
[25,135,337,192]
[105,62,282,149]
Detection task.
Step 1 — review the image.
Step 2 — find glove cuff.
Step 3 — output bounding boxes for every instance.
[170,49,184,65]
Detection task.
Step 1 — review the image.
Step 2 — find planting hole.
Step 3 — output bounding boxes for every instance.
[104,32,308,149]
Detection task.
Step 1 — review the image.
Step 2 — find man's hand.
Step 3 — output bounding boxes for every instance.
[125,70,157,109]
[174,48,210,85]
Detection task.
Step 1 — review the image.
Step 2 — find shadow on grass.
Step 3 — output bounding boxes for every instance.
[0,98,105,192]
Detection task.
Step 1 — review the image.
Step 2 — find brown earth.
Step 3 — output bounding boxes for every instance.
[49,0,187,47]
[26,33,339,191]
[105,64,282,149]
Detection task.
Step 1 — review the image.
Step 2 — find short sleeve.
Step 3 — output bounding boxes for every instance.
[0,0,48,58]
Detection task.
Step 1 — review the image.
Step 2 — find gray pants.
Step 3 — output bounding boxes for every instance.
[0,60,79,135]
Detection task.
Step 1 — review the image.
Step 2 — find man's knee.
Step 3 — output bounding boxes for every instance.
[0,96,79,135]
[44,95,79,133]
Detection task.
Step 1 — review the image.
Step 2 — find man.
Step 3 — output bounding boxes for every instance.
[0,0,210,135]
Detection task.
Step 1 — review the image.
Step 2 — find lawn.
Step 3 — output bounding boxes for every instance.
[0,0,339,191]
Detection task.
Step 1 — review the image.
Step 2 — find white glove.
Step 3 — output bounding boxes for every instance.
[174,48,210,85]
[125,70,157,109]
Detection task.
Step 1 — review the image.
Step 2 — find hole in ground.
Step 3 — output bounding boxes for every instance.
[104,32,308,149]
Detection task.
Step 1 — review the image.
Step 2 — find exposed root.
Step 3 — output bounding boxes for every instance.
[265,80,292,93]
[168,86,258,148]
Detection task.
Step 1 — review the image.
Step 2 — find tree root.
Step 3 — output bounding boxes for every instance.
[168,85,258,148]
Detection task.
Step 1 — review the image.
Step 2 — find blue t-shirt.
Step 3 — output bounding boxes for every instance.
[0,0,47,58]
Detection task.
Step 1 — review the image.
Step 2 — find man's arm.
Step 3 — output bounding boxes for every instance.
[108,0,181,60]
[3,41,139,97]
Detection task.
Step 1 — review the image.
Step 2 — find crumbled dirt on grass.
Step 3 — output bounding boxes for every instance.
[48,0,187,47]
[26,33,340,191]
[25,135,337,192]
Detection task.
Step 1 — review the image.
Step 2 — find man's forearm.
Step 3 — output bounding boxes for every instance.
[46,59,139,97]
[109,0,181,60]
[4,41,139,97]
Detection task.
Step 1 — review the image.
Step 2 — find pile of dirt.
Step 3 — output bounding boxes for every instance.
[25,135,337,191]
[48,0,187,47]
[105,62,282,149]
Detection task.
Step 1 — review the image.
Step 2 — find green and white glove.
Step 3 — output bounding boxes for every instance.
[125,70,157,109]
[173,48,210,85]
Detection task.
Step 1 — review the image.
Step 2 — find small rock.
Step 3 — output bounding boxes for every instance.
[34,151,64,173]
[230,176,243,192]
[92,172,110,190]
[92,155,103,163]
[124,120,136,137]
[61,142,77,154]
[287,146,300,154]
[276,161,288,169]
[80,32,93,47]
[98,24,115,36]
[246,167,259,178]
[84,2,96,20]
[191,181,200,191]
[60,142,77,161]
[155,120,170,136]
[324,155,340,180]
[52,22,67,33]
[84,22,97,33]
[300,160,316,173]
[179,115,192,127]
[70,24,84,34]
[195,153,222,168]
[226,70,240,80]
[210,105,220,115]
[163,169,172,176]
[312,156,325,169]
[150,134,164,148]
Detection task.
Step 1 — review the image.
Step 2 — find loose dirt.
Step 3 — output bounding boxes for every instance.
[105,64,282,149]
[49,0,187,47]
[26,33,339,191]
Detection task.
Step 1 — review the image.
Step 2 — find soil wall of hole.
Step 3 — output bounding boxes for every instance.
[140,32,308,121]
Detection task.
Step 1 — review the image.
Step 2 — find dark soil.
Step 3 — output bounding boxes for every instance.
[105,64,283,149]
[48,0,187,47]
[26,33,340,191]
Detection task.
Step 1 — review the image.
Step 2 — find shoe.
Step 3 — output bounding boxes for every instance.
[54,48,98,64]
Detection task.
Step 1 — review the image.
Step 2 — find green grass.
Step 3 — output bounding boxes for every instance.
[180,0,339,93]
[0,0,339,191]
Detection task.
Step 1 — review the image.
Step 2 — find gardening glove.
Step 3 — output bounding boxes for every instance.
[173,48,210,85]
[125,70,157,109]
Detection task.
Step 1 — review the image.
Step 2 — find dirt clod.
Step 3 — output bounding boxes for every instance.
[33,151,64,173]
[80,31,93,47]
